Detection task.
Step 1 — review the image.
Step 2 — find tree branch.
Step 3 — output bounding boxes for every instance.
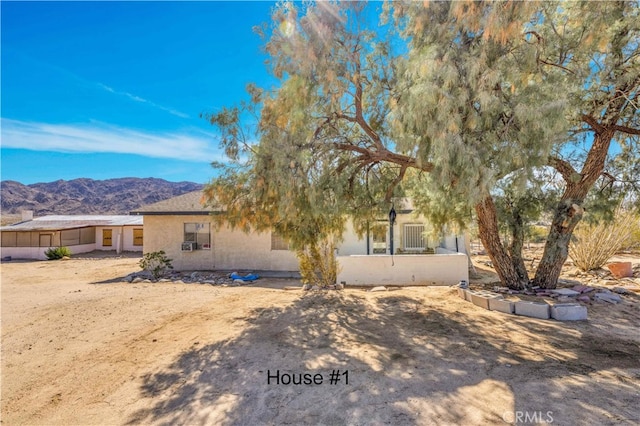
[385,166,407,202]
[581,114,606,133]
[548,156,578,183]
[612,124,640,135]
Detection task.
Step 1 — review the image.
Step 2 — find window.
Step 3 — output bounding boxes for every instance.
[102,229,112,247]
[403,224,425,250]
[39,234,52,247]
[133,229,143,246]
[80,228,95,245]
[2,232,17,247]
[271,232,289,250]
[371,224,387,254]
[184,223,210,250]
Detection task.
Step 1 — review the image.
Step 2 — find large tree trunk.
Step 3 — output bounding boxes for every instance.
[533,128,616,288]
[532,200,585,288]
[508,210,529,283]
[475,195,528,289]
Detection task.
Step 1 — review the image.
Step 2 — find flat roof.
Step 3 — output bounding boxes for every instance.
[0,215,143,232]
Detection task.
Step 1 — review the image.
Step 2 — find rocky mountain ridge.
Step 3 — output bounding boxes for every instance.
[1,178,203,217]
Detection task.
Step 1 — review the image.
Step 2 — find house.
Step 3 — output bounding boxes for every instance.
[130,191,299,272]
[0,211,143,260]
[131,191,470,285]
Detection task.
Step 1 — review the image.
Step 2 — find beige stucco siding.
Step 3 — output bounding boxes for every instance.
[143,215,298,271]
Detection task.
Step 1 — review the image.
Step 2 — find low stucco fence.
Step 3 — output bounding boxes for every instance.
[336,250,469,286]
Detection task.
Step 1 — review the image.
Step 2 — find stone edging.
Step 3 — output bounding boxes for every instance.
[456,284,587,321]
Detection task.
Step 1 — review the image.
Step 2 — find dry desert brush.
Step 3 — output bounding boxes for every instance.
[569,210,639,272]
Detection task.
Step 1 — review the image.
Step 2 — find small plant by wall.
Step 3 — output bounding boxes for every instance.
[139,251,174,280]
[44,247,72,260]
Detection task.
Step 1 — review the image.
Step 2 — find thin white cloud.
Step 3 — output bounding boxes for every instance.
[97,83,190,119]
[1,118,223,163]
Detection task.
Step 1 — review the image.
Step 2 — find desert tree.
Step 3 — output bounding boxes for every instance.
[202,0,639,289]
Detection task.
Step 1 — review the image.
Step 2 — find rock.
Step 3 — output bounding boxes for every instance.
[302,284,312,291]
[233,279,245,284]
[124,275,134,283]
[577,295,591,303]
[572,285,595,294]
[158,279,171,283]
[557,296,574,303]
[594,292,622,304]
[311,285,320,291]
[283,286,302,291]
[132,277,144,283]
[370,286,387,292]
[190,272,199,279]
[612,287,629,295]
[558,278,583,285]
[336,283,344,290]
[551,288,580,296]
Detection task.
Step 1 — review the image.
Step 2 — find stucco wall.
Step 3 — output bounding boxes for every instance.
[143,215,298,271]
[336,253,469,286]
[1,243,97,260]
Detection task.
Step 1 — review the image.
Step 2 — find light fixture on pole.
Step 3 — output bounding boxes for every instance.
[389,204,396,255]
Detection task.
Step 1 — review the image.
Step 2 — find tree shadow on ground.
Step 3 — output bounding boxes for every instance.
[126,290,640,425]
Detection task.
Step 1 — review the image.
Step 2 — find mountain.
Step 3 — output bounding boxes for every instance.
[0,178,203,216]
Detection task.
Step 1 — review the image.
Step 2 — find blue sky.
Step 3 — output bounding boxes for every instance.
[1,1,277,184]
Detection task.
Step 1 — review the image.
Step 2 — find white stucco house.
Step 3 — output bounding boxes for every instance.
[0,211,143,260]
[130,191,470,285]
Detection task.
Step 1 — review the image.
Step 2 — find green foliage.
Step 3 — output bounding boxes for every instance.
[201,1,639,288]
[44,246,72,260]
[297,237,341,288]
[569,210,639,271]
[527,226,549,244]
[139,251,173,280]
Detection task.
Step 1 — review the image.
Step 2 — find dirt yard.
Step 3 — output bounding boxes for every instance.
[1,252,639,425]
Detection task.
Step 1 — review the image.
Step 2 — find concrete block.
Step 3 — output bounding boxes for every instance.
[457,287,466,300]
[514,301,550,319]
[551,303,588,321]
[488,298,515,314]
[470,292,503,310]
[464,289,475,302]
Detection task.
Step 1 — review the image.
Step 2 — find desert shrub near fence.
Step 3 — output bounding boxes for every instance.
[569,210,639,271]
[45,246,72,260]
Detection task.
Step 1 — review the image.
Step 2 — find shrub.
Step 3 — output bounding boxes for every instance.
[569,210,639,271]
[139,250,174,280]
[45,246,72,260]
[297,237,341,288]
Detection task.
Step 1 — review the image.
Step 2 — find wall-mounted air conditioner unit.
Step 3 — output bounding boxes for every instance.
[181,242,196,251]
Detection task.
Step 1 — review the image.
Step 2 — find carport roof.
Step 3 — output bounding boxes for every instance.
[0,215,143,232]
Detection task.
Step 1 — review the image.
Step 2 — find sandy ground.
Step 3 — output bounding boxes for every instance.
[1,252,639,425]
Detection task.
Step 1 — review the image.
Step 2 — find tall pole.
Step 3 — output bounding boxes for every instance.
[389,205,396,255]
